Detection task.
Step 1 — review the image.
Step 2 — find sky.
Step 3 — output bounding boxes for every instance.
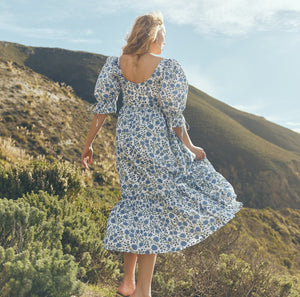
[1,0,299,133]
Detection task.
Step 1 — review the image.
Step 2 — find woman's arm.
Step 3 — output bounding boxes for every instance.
[173,126,194,150]
[173,125,206,160]
[81,113,108,170]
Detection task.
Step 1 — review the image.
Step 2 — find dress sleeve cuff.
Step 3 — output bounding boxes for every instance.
[168,114,190,141]
[92,100,117,114]
[171,114,185,128]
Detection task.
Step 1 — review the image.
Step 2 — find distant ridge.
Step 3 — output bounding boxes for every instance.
[189,86,300,154]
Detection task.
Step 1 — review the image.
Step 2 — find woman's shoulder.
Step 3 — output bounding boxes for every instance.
[161,57,184,70]
[104,56,119,66]
[100,56,120,76]
[161,57,186,80]
[163,57,179,62]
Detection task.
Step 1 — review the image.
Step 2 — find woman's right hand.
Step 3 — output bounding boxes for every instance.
[81,146,93,170]
[191,145,206,160]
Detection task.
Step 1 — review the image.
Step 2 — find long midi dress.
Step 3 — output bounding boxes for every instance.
[90,56,243,254]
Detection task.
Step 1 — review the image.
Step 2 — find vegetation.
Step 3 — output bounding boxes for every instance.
[0,41,299,209]
[0,138,299,296]
[0,160,84,200]
[0,244,82,297]
[0,58,119,188]
[0,40,299,296]
[0,157,121,296]
[152,250,300,297]
[186,86,300,209]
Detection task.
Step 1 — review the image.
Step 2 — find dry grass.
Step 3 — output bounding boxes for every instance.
[0,137,33,163]
[79,283,117,297]
[0,59,120,188]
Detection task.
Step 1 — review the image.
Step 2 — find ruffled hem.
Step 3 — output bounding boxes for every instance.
[103,200,243,254]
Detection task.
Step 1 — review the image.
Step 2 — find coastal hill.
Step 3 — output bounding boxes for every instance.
[0,40,300,296]
[1,40,299,209]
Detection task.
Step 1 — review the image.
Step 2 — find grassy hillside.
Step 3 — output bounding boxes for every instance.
[1,40,299,209]
[188,86,300,155]
[0,40,108,104]
[0,138,299,297]
[0,40,300,296]
[186,87,300,209]
[0,58,119,189]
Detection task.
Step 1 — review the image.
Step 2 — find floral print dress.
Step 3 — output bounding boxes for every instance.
[91,56,243,254]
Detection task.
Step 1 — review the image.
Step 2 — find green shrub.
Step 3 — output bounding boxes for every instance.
[0,197,62,253]
[0,244,83,297]
[0,189,120,294]
[152,253,193,296]
[152,250,298,297]
[0,196,84,296]
[216,253,299,297]
[0,159,85,200]
[21,191,120,283]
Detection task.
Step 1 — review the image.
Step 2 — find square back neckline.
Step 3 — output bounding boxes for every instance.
[117,56,164,85]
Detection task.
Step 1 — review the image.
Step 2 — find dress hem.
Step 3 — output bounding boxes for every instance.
[103,204,243,254]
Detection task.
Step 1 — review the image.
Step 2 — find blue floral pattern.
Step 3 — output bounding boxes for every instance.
[91,56,243,254]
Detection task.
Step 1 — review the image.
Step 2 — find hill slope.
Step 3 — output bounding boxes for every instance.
[186,87,300,208]
[0,40,299,209]
[0,40,300,296]
[1,128,300,296]
[0,58,120,188]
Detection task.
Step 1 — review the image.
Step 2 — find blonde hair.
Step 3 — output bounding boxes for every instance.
[122,11,165,59]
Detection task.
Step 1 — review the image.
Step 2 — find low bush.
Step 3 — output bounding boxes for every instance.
[0,159,85,200]
[152,249,299,297]
[0,197,62,253]
[0,244,83,297]
[20,191,120,283]
[0,189,121,296]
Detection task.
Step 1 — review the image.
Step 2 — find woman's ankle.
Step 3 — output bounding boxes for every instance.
[132,287,151,297]
[117,279,135,295]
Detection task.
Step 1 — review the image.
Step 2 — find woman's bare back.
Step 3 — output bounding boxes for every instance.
[119,54,163,84]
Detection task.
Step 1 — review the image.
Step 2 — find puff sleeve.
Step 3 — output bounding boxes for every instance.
[89,56,121,126]
[159,58,189,141]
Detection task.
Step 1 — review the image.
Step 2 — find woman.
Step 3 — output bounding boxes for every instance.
[81,11,243,297]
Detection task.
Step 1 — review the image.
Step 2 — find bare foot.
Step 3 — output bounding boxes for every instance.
[117,280,135,296]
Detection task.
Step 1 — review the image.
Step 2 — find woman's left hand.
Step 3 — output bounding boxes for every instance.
[81,146,93,170]
[191,145,206,160]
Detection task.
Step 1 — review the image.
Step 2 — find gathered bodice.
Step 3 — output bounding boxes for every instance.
[90,55,190,140]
